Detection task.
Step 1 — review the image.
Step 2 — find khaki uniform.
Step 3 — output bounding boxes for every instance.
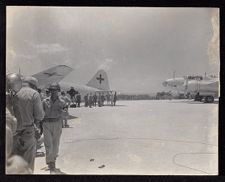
[42,97,66,165]
[13,86,44,172]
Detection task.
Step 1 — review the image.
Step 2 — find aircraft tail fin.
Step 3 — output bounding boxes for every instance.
[86,69,110,90]
[32,65,73,89]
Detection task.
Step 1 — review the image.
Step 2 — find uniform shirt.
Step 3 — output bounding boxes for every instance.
[88,95,93,102]
[14,86,45,130]
[76,94,81,102]
[42,96,66,119]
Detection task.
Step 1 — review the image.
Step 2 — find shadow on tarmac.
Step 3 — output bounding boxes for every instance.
[187,101,218,105]
[63,126,74,128]
[68,115,78,120]
[168,100,218,104]
[103,104,127,107]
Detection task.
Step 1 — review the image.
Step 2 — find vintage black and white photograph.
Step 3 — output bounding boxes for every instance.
[6,7,219,175]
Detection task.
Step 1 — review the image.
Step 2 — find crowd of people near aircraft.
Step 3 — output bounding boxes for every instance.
[83,91,117,108]
[38,86,117,127]
[5,72,117,175]
[39,86,117,108]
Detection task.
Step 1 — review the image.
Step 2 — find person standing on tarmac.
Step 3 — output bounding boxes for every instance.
[12,76,44,173]
[42,83,66,174]
[93,93,97,107]
[106,93,110,105]
[60,91,71,128]
[113,92,117,106]
[84,94,88,107]
[76,92,81,107]
[88,93,93,108]
[6,107,32,174]
[101,94,105,106]
[6,73,32,174]
[110,92,114,106]
[98,93,102,107]
[67,87,77,104]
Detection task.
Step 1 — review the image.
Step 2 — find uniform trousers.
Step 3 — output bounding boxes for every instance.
[42,119,62,165]
[12,126,36,172]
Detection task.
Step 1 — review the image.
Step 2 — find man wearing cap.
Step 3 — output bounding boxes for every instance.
[12,76,45,173]
[42,83,66,174]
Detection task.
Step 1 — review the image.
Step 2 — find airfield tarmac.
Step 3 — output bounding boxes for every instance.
[34,99,218,175]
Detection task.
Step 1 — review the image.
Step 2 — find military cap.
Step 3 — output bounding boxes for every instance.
[49,83,60,91]
[23,76,38,88]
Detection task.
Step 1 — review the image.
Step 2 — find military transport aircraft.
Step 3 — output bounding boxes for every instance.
[162,75,219,103]
[32,65,112,98]
[59,69,112,98]
[8,65,112,98]
[32,65,74,89]
[6,65,74,89]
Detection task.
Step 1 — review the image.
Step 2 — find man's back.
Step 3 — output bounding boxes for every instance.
[14,86,44,130]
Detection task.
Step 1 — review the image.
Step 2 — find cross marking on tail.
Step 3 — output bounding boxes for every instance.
[96,74,104,84]
[44,72,62,77]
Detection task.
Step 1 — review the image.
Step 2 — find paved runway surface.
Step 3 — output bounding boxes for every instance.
[34,100,218,175]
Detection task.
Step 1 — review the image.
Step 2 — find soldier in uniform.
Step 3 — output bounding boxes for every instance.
[6,107,32,174]
[67,87,77,105]
[106,93,110,105]
[6,74,31,174]
[98,93,102,107]
[75,92,81,107]
[113,92,117,106]
[42,83,66,174]
[101,94,105,106]
[12,76,44,173]
[93,93,97,107]
[60,91,71,128]
[110,92,114,106]
[88,93,93,108]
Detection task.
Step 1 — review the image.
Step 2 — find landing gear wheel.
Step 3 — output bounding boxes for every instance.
[204,96,214,103]
[194,95,203,101]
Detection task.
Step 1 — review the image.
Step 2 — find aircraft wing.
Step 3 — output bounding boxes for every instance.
[32,65,73,89]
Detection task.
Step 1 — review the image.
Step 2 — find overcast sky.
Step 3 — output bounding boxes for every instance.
[6,7,219,93]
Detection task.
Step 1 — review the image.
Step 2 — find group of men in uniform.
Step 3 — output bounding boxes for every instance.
[84,92,117,108]
[6,73,67,174]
